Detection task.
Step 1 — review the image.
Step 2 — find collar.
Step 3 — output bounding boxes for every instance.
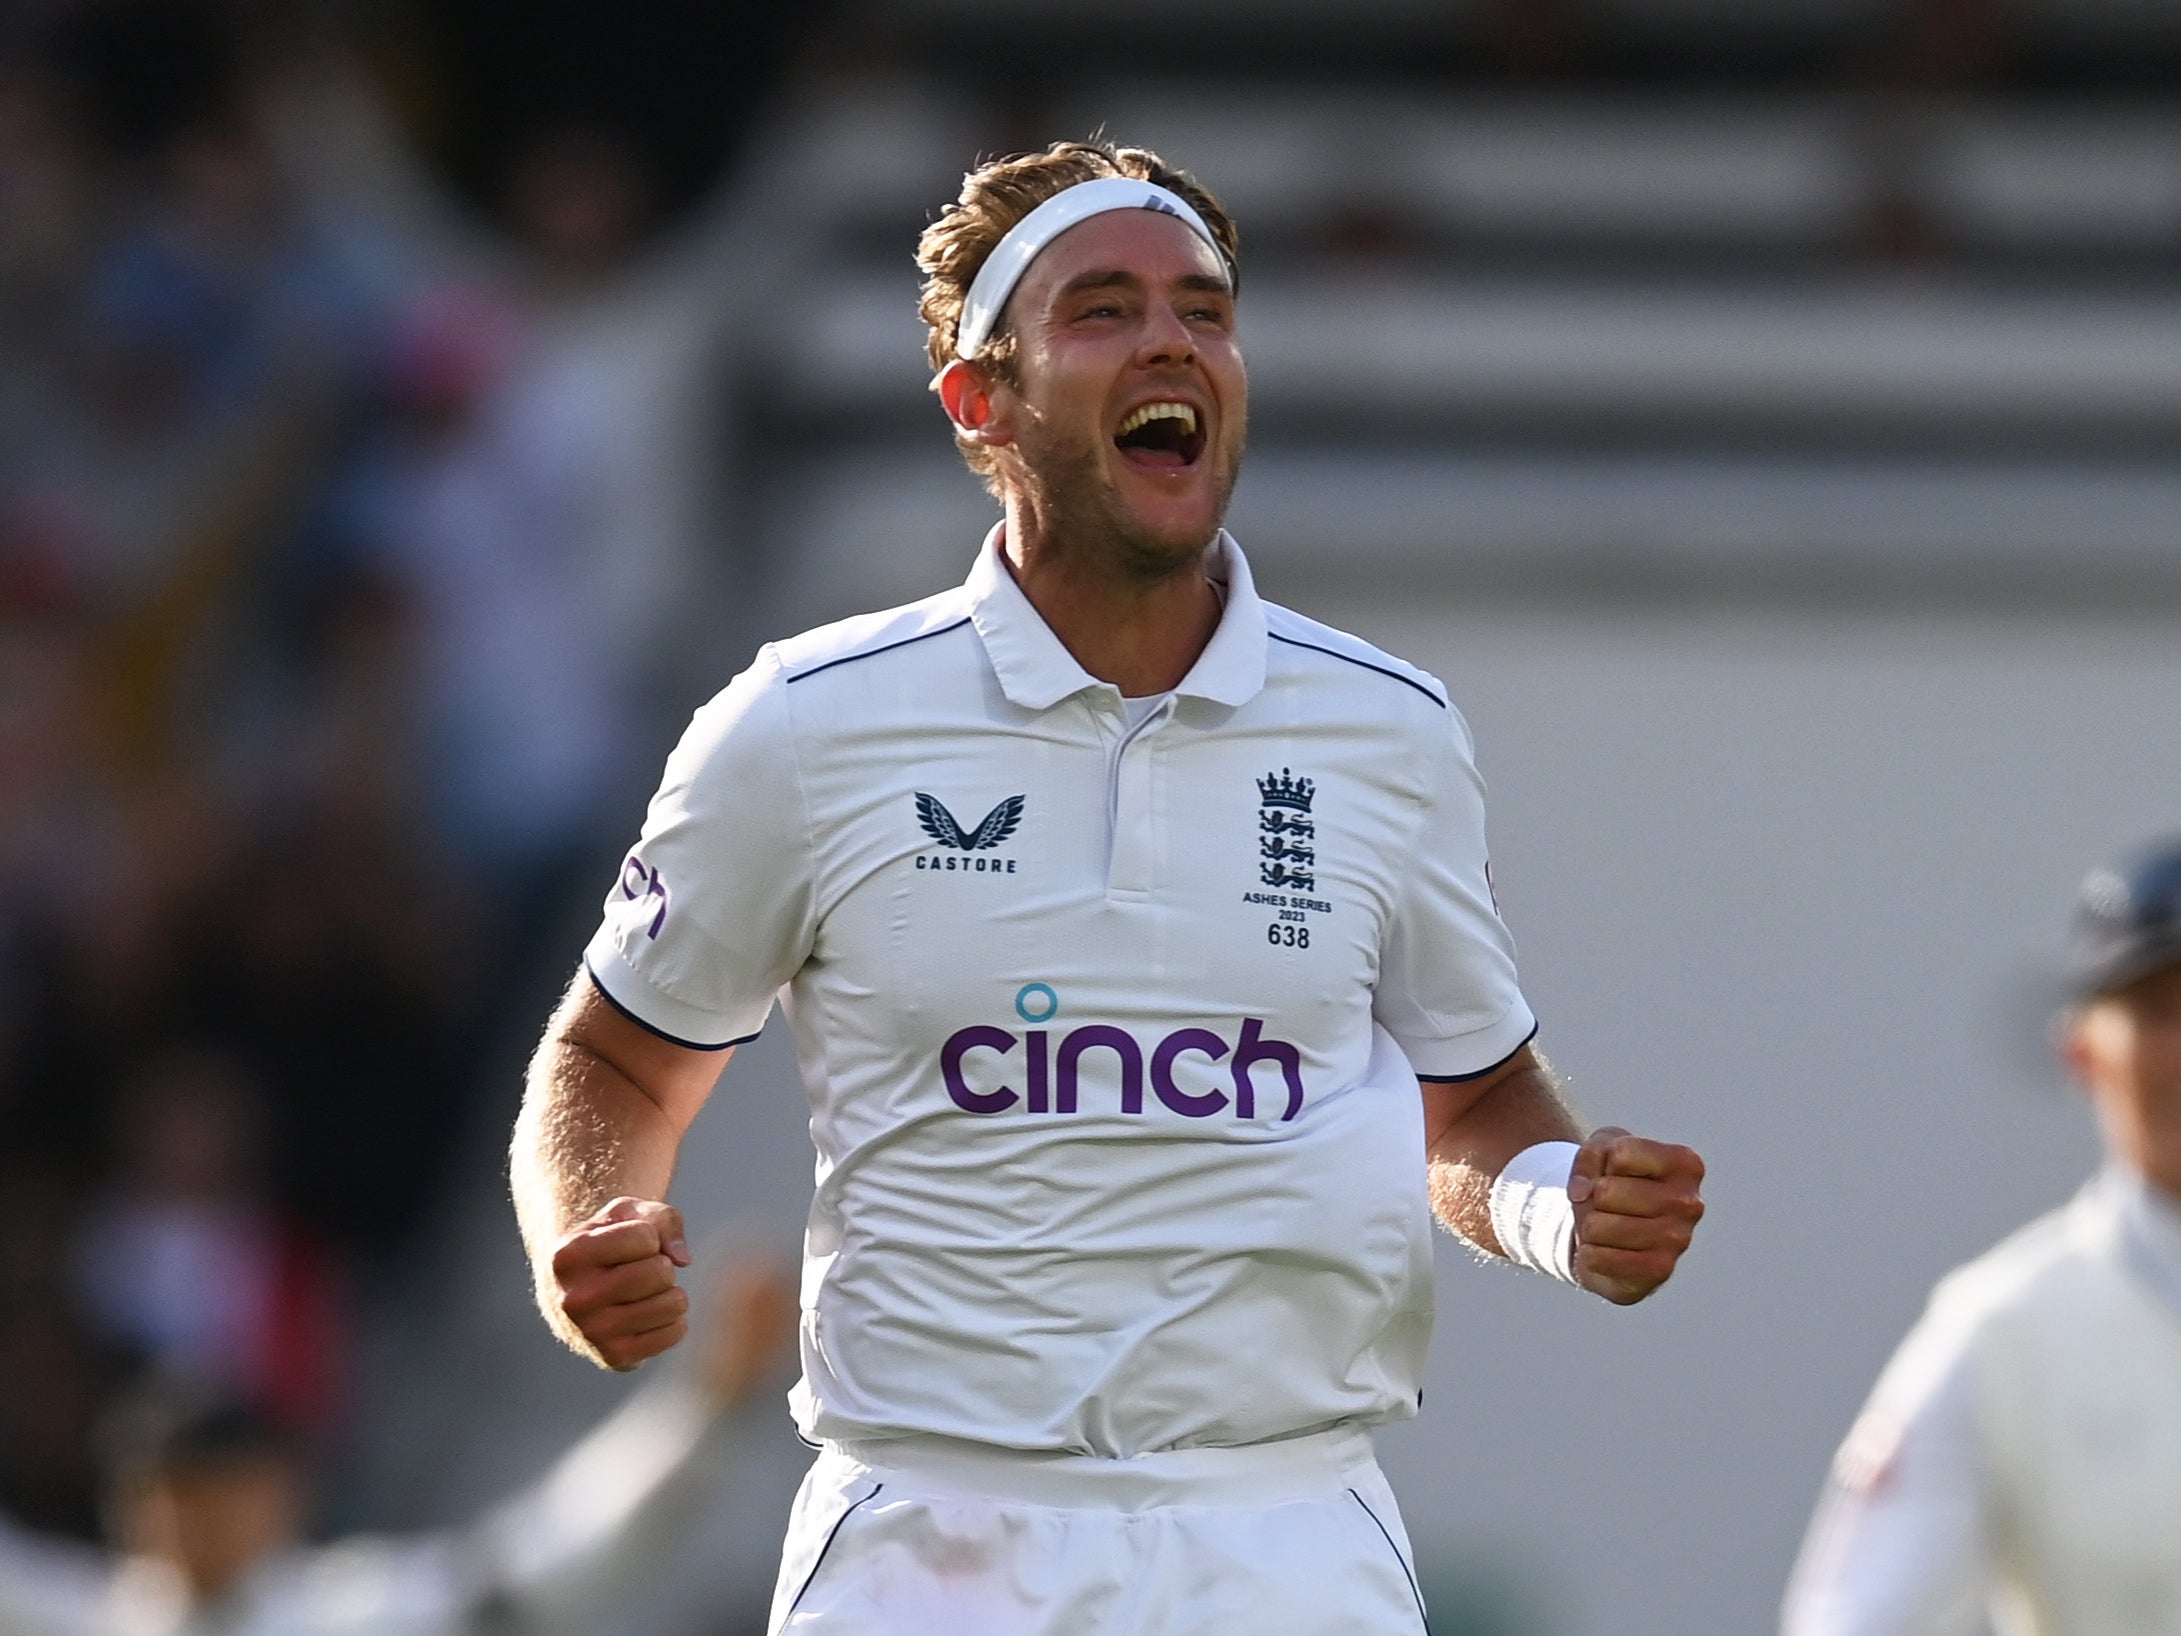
[2092,1164,2181,1324]
[964,523,1269,712]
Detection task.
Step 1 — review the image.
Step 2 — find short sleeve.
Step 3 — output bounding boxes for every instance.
[1371,706,1536,1079]
[582,648,815,1049]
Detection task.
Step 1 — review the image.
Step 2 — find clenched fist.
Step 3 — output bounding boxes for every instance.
[1568,1127,1706,1305]
[548,1196,693,1370]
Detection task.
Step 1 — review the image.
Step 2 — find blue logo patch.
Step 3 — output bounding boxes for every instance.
[916,792,1024,851]
[1256,770,1315,892]
[914,792,1026,876]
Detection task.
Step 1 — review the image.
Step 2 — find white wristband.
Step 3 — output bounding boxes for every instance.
[1488,1140,1581,1285]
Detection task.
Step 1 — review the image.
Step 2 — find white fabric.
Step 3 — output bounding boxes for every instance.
[1488,1140,1580,1283]
[1120,692,1171,732]
[586,527,1535,1457]
[767,1429,1426,1634]
[1783,1169,2181,1636]
[953,177,1227,359]
[2117,1163,2181,1319]
[0,1520,108,1636]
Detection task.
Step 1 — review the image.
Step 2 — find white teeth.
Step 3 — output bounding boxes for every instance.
[1118,402,1197,436]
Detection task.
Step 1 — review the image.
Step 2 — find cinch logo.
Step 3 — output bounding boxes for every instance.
[940,1012,1308,1122]
[618,854,669,939]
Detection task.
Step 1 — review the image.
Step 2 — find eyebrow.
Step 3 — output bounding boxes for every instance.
[1056,267,1235,299]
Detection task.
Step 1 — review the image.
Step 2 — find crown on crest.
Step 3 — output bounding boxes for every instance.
[1257,769,1315,811]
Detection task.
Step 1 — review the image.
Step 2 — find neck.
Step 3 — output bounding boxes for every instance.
[2137,1152,2181,1208]
[1000,499,1221,697]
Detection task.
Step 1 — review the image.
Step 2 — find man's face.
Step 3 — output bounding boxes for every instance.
[986,208,1245,571]
[126,1457,302,1603]
[2067,962,2181,1197]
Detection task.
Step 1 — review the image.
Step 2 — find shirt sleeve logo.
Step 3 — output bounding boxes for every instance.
[617,853,671,938]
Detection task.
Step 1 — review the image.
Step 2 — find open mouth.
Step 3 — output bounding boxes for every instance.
[1113,401,1206,471]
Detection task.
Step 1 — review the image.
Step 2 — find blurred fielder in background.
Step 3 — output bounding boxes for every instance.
[513,140,1704,1635]
[1784,837,2181,1636]
[0,1256,794,1636]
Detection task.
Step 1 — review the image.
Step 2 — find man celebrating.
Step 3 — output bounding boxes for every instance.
[512,141,1706,1635]
[1784,838,2181,1636]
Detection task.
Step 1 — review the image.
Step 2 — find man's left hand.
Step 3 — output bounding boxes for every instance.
[1567,1127,1706,1305]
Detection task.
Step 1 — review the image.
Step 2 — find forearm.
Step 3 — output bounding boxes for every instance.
[473,1374,743,1620]
[512,1016,686,1353]
[1424,1052,1582,1254]
[513,1037,683,1238]
[511,974,728,1369]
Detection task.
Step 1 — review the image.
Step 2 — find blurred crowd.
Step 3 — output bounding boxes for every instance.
[0,0,753,1546]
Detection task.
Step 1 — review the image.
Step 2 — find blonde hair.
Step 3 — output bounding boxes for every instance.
[916,140,1239,489]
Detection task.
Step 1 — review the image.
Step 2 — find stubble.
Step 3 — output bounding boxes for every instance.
[1007,403,1244,584]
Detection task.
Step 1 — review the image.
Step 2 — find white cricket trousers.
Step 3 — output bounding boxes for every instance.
[766,1426,1431,1635]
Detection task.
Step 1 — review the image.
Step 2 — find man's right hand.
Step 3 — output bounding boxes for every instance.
[548,1196,693,1370]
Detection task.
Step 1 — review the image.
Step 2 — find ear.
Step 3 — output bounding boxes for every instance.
[936,360,1012,446]
[2057,1006,2098,1093]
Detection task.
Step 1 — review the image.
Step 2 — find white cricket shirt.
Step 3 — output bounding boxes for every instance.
[585,529,1536,1457]
[1783,1169,2181,1636]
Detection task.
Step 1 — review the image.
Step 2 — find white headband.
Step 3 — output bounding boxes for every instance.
[953,176,1229,361]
